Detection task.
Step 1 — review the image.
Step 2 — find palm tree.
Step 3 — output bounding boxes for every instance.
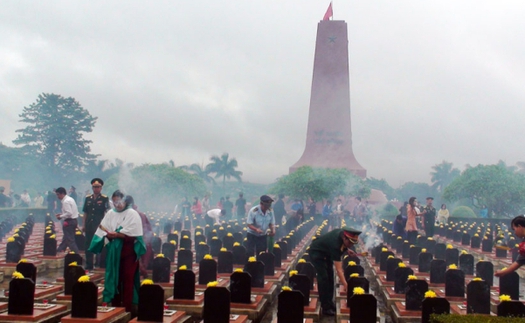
[206,153,243,191]
[430,161,460,193]
[179,163,216,184]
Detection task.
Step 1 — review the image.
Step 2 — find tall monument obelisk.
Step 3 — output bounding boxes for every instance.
[289,19,366,178]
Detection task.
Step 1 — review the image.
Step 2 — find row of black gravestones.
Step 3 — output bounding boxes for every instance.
[6,217,36,263]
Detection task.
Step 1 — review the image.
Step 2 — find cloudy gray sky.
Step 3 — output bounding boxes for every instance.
[2,1,525,187]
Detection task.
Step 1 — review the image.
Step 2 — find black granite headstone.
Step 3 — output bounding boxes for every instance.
[409,246,422,265]
[180,236,192,250]
[421,297,450,323]
[429,259,446,284]
[74,232,86,251]
[161,242,176,262]
[72,281,98,318]
[445,248,459,266]
[499,271,520,300]
[466,280,490,314]
[289,274,310,306]
[296,262,316,290]
[386,258,403,281]
[277,290,304,323]
[497,300,525,317]
[434,243,446,260]
[6,240,23,263]
[277,240,288,258]
[344,264,365,284]
[173,269,195,300]
[459,254,474,275]
[394,267,414,294]
[405,280,428,310]
[244,261,265,288]
[199,258,217,285]
[481,238,492,252]
[43,237,57,256]
[418,252,433,273]
[470,235,481,249]
[203,286,230,323]
[347,276,369,300]
[209,238,223,257]
[217,250,233,274]
[258,252,275,276]
[152,256,171,283]
[177,249,193,269]
[476,261,494,286]
[232,245,247,265]
[402,242,411,259]
[151,236,162,254]
[445,269,465,297]
[461,233,470,245]
[380,251,395,271]
[16,262,36,283]
[8,277,35,315]
[64,253,83,279]
[196,243,210,262]
[65,265,86,295]
[349,294,377,323]
[138,284,164,322]
[230,271,251,304]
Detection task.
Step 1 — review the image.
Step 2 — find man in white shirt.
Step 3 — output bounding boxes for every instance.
[206,209,226,225]
[20,190,31,207]
[55,187,80,253]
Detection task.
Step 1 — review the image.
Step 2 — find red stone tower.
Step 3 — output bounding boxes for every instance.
[289,20,366,178]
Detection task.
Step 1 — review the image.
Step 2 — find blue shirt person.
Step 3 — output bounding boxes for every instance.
[246,195,276,256]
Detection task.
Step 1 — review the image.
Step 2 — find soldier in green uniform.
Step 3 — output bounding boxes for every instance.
[422,197,436,237]
[309,226,361,316]
[82,178,110,270]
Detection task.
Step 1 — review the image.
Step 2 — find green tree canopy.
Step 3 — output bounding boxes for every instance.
[104,163,206,211]
[13,93,98,178]
[206,153,243,190]
[443,164,525,218]
[270,166,370,202]
[430,160,460,193]
[395,181,438,203]
[179,163,216,185]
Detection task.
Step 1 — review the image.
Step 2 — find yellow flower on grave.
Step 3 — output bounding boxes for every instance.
[397,236,402,240]
[244,238,247,241]
[196,232,201,236]
[298,259,306,263]
[13,234,19,238]
[382,248,388,252]
[78,275,90,283]
[212,229,217,233]
[427,237,434,241]
[156,254,165,258]
[248,257,256,262]
[499,294,511,302]
[472,277,482,282]
[312,237,317,240]
[388,230,392,234]
[234,268,243,273]
[388,255,394,260]
[227,233,233,237]
[14,229,19,233]
[410,245,415,248]
[220,248,227,252]
[46,226,51,229]
[446,244,453,249]
[233,242,240,247]
[199,242,206,245]
[69,251,75,254]
[350,273,359,278]
[183,235,189,239]
[141,279,154,286]
[424,290,437,298]
[408,275,417,280]
[196,226,201,229]
[353,287,365,295]
[289,270,298,277]
[219,227,224,231]
[448,264,457,270]
[516,244,520,248]
[398,263,406,268]
[173,231,178,235]
[282,286,292,291]
[273,244,280,249]
[12,271,24,279]
[212,236,218,240]
[421,249,427,253]
[348,261,356,266]
[46,230,52,234]
[49,234,56,239]
[178,265,188,270]
[170,240,176,245]
[75,231,82,235]
[404,240,409,243]
[69,262,78,266]
[207,281,219,287]
[18,259,28,263]
[461,250,468,255]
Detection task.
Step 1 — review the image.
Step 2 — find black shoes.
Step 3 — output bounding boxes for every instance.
[322,308,336,316]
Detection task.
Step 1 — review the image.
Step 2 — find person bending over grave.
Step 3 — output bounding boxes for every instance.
[495,215,525,277]
[206,208,226,226]
[88,190,146,314]
[246,195,276,256]
[309,227,361,316]
[55,187,81,253]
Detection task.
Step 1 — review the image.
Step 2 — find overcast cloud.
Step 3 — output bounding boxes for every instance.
[1,1,525,187]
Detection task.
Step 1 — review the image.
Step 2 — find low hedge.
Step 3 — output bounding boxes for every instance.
[450,206,477,218]
[431,314,524,323]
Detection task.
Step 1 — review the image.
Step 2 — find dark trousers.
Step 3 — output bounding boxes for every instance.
[246,233,267,257]
[407,230,418,244]
[310,252,335,310]
[424,222,435,237]
[57,218,80,253]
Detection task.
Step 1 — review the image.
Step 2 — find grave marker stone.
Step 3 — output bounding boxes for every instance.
[217,250,233,274]
[16,262,36,283]
[199,258,217,285]
[71,280,98,318]
[277,290,304,323]
[445,248,459,266]
[406,279,428,310]
[258,252,275,276]
[177,249,193,269]
[347,276,369,300]
[418,251,433,273]
[497,301,525,317]
[230,271,251,304]
[232,245,247,265]
[209,238,222,257]
[8,277,35,315]
[499,271,520,300]
[434,243,446,260]
[203,286,230,323]
[470,235,481,249]
[296,262,316,290]
[394,267,414,294]
[289,274,310,306]
[196,243,210,262]
[466,280,490,314]
[421,297,450,323]
[429,259,446,284]
[445,269,465,297]
[161,242,176,262]
[244,260,265,288]
[476,261,494,287]
[459,254,474,275]
[349,294,377,323]
[152,256,171,283]
[65,265,86,295]
[409,246,422,265]
[380,251,395,271]
[138,283,164,322]
[173,269,195,300]
[43,236,57,256]
[386,258,403,281]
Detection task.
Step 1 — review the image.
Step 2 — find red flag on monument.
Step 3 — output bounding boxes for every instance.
[323,2,333,20]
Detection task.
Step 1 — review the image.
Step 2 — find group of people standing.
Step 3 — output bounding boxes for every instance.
[179,193,247,224]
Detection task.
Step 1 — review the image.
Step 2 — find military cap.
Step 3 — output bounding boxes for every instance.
[91,178,104,187]
[342,226,361,243]
[260,195,274,203]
